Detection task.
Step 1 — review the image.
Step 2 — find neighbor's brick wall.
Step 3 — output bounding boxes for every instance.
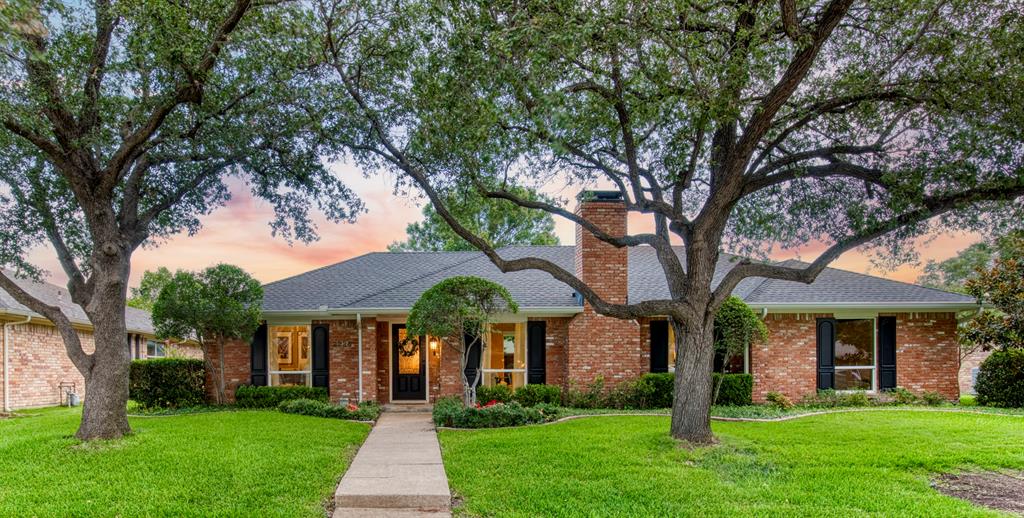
[893,312,959,400]
[3,322,97,409]
[959,348,990,395]
[567,196,646,385]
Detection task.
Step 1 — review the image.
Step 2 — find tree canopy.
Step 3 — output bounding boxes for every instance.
[713,296,768,369]
[313,0,1024,443]
[389,186,559,252]
[917,232,1024,293]
[152,264,263,404]
[127,267,173,311]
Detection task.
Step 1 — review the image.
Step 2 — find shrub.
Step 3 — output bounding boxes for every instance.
[921,391,946,406]
[277,398,381,421]
[890,387,918,405]
[712,373,753,406]
[432,396,467,426]
[975,348,1024,408]
[765,391,793,410]
[512,384,561,407]
[563,377,605,409]
[475,384,513,404]
[129,358,205,409]
[636,373,674,408]
[959,395,978,407]
[431,397,559,428]
[235,385,328,409]
[802,389,871,408]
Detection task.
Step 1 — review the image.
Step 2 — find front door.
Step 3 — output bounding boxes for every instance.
[392,323,426,400]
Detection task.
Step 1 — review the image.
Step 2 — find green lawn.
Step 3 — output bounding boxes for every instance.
[439,411,1024,517]
[0,407,368,517]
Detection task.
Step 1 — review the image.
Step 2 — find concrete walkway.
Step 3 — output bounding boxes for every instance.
[334,412,451,517]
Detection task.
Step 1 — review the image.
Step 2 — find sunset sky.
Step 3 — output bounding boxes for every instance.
[25,163,978,289]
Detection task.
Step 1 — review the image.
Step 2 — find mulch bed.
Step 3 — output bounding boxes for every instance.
[933,471,1024,515]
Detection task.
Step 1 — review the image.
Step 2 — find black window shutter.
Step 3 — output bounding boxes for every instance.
[650,320,669,373]
[312,325,330,390]
[527,321,546,384]
[816,318,836,390]
[878,316,897,390]
[250,324,268,386]
[463,332,482,388]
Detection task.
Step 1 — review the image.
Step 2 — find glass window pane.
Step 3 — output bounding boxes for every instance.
[835,368,872,390]
[835,319,874,366]
[482,323,525,389]
[396,327,422,374]
[269,325,311,387]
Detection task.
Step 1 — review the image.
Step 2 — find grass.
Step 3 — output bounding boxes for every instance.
[439,411,1024,517]
[0,406,369,517]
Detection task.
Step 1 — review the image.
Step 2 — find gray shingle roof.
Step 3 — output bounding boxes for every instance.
[262,246,976,312]
[0,271,155,335]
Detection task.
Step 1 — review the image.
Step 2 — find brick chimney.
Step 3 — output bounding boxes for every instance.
[574,190,628,304]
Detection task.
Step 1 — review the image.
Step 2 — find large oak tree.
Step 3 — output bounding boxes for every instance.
[315,0,1024,443]
[0,0,361,439]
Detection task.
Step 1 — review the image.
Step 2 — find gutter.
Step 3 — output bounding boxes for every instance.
[356,313,363,403]
[746,302,982,312]
[3,313,32,412]
[261,305,584,319]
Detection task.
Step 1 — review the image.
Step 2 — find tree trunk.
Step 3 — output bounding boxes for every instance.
[670,318,717,445]
[217,335,227,405]
[75,278,132,440]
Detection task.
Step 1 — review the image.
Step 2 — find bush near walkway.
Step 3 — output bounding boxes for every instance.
[234,385,328,408]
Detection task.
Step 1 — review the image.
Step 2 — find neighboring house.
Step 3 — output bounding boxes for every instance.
[1,272,200,410]
[959,348,991,395]
[211,192,978,405]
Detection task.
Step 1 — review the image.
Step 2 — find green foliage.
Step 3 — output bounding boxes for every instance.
[890,387,919,405]
[234,385,328,409]
[512,384,562,407]
[636,373,675,409]
[152,265,264,345]
[713,297,768,366]
[389,186,559,252]
[712,374,754,406]
[277,399,382,421]
[765,392,794,410]
[407,276,518,340]
[962,241,1024,351]
[476,384,513,404]
[431,400,556,428]
[563,377,606,409]
[128,359,206,409]
[975,348,1024,408]
[920,391,946,406]
[801,389,872,408]
[917,231,1024,292]
[127,267,174,311]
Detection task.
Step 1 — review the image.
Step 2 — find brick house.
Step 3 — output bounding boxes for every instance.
[1,272,199,410]
[213,192,978,405]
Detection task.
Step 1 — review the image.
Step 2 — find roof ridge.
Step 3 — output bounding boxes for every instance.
[771,258,974,299]
[262,251,382,287]
[341,252,488,308]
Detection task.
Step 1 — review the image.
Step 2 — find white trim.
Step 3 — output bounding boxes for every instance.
[750,302,979,312]
[356,314,363,403]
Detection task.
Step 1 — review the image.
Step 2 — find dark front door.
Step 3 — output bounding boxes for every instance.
[392,323,426,400]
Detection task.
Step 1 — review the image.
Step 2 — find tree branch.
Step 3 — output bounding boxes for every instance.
[0,271,93,373]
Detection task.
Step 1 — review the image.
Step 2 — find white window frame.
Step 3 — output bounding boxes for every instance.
[268,326,312,387]
[480,324,529,387]
[832,317,878,393]
[146,340,166,358]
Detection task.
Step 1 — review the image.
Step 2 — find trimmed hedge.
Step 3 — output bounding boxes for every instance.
[129,358,205,409]
[475,384,513,404]
[234,385,328,409]
[604,372,752,409]
[277,398,382,421]
[512,384,561,407]
[975,349,1024,408]
[432,396,560,428]
[713,373,753,406]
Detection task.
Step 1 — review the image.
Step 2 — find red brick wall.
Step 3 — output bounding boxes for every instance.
[567,196,645,385]
[437,333,464,402]
[893,312,959,400]
[313,318,378,404]
[2,322,96,409]
[375,321,389,403]
[530,317,569,388]
[750,312,961,402]
[205,338,249,403]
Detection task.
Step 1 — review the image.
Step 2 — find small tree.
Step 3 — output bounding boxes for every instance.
[962,238,1024,353]
[407,276,518,405]
[152,264,263,405]
[711,297,767,403]
[128,267,174,311]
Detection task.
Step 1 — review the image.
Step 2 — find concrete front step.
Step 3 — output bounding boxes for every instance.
[383,403,434,412]
[333,508,451,518]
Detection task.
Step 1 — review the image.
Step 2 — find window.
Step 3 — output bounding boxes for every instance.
[481,323,526,389]
[269,325,311,386]
[146,340,166,358]
[834,319,875,390]
[667,324,678,372]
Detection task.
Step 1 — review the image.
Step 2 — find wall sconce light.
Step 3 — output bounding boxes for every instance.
[429,338,439,357]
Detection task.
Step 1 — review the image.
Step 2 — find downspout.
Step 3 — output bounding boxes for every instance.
[356,313,364,403]
[3,314,33,412]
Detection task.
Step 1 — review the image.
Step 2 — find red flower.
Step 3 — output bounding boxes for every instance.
[346,403,359,412]
[484,399,499,408]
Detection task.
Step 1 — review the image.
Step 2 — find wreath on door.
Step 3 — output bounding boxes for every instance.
[397,337,420,357]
